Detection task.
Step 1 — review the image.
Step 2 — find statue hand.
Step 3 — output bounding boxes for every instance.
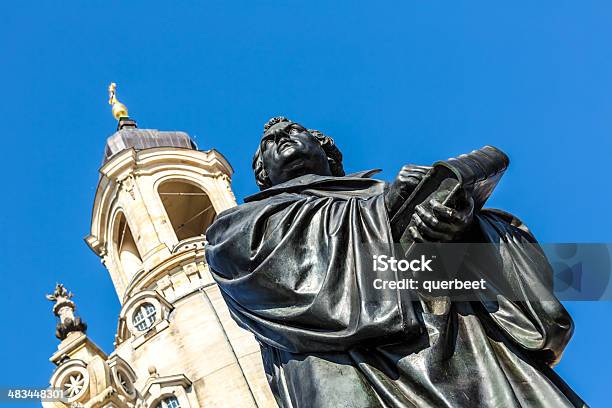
[397,164,431,195]
[386,164,431,217]
[408,188,474,243]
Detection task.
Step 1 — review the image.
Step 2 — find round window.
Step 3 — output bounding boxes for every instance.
[117,369,134,395]
[59,368,89,402]
[132,302,157,331]
[157,396,181,408]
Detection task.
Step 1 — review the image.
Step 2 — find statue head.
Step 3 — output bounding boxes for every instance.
[252,117,345,190]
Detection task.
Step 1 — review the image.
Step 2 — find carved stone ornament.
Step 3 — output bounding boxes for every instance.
[46,283,87,340]
[120,175,136,200]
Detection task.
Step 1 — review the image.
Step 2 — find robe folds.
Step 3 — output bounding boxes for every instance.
[205,171,586,408]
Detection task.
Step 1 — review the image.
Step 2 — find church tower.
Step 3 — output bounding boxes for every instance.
[44,84,276,408]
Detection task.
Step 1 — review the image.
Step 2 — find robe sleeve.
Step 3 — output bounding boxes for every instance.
[205,192,421,353]
[475,209,574,366]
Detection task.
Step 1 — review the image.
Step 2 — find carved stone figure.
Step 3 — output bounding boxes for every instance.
[205,117,586,408]
[46,283,87,340]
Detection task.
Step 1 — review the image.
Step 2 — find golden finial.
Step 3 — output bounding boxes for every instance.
[108,82,129,120]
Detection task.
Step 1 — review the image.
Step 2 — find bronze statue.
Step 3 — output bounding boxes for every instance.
[205,117,586,408]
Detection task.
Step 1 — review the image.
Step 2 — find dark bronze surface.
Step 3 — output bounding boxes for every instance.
[205,118,586,408]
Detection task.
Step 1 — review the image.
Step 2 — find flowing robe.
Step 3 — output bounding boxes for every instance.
[205,171,586,408]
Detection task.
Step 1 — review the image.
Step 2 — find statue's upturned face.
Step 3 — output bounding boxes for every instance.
[260,121,332,186]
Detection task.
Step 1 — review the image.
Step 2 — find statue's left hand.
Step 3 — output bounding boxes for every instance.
[408,188,474,242]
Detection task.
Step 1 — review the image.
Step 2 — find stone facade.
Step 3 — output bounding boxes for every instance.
[45,124,277,408]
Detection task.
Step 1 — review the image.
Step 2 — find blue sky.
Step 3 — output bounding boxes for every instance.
[1,1,611,406]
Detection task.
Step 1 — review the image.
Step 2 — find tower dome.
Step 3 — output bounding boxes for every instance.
[103,127,197,165]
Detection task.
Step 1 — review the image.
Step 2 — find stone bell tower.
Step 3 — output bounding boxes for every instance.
[45,84,276,408]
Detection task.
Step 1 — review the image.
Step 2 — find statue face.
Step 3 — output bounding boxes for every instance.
[260,121,332,186]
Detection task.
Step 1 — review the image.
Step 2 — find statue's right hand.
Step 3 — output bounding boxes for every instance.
[385,164,431,218]
[396,164,431,196]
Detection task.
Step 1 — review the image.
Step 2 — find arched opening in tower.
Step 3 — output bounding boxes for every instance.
[158,180,216,242]
[114,212,143,278]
